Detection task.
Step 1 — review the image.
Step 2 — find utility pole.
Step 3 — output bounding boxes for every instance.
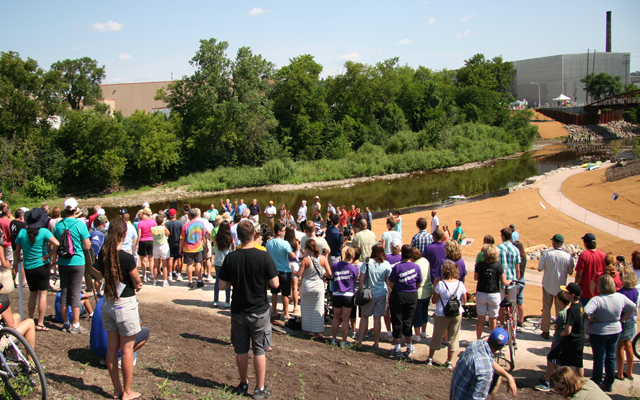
[586,49,590,104]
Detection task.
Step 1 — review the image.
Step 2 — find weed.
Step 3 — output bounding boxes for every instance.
[199,385,239,400]
[156,377,180,397]
[393,359,409,376]
[296,373,306,400]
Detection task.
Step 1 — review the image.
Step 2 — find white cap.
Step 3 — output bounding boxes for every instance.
[391,238,403,249]
[142,202,150,208]
[97,209,106,216]
[64,198,79,211]
[19,207,29,212]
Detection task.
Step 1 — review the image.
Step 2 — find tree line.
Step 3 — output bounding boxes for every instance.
[0,38,538,201]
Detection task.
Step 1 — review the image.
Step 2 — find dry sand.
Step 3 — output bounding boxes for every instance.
[531,110,569,139]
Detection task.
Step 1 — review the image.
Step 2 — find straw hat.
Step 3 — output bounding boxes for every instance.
[221,212,232,223]
[142,207,152,216]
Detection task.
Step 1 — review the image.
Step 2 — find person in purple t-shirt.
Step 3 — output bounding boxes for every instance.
[440,240,467,285]
[386,238,403,266]
[388,245,423,358]
[330,247,359,347]
[423,229,446,286]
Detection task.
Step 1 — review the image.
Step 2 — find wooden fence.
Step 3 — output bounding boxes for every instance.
[536,109,624,126]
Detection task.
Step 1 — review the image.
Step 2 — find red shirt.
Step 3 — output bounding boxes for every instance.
[88,213,97,229]
[575,249,606,299]
[590,270,623,296]
[0,218,10,247]
[339,210,348,227]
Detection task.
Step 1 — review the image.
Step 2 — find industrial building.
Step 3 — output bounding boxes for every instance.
[98,81,171,117]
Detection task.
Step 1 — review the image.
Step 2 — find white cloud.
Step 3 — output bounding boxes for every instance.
[426,17,436,25]
[248,7,271,16]
[112,78,121,83]
[72,44,86,51]
[454,30,471,39]
[118,53,132,60]
[397,39,411,46]
[337,53,361,61]
[460,14,475,23]
[91,20,124,32]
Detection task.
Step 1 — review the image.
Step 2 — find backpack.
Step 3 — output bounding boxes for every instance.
[56,220,76,259]
[90,228,107,257]
[440,281,461,318]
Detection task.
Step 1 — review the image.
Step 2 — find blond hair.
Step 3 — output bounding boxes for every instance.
[552,366,584,397]
[445,240,462,261]
[598,274,616,295]
[620,266,638,289]
[482,244,499,263]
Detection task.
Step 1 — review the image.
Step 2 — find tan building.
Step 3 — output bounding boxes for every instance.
[98,81,171,117]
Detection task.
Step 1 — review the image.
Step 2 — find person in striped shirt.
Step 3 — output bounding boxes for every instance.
[498,227,521,325]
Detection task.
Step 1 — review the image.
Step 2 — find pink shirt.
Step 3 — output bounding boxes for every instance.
[137,219,157,242]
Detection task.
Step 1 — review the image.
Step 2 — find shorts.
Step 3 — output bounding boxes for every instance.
[361,295,387,317]
[137,241,153,257]
[413,297,431,327]
[183,251,204,265]
[548,342,584,369]
[332,294,355,309]
[153,243,170,260]
[169,246,182,259]
[500,285,518,304]
[231,309,272,356]
[101,296,141,337]
[270,272,292,297]
[203,244,212,260]
[3,246,13,264]
[24,264,50,292]
[516,277,525,305]
[620,318,637,341]
[476,292,501,318]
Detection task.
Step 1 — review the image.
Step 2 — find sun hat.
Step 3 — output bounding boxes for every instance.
[141,207,152,216]
[215,215,223,225]
[221,212,232,223]
[63,198,79,211]
[489,328,509,348]
[25,208,48,229]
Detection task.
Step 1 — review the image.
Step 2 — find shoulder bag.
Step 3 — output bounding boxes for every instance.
[355,258,373,306]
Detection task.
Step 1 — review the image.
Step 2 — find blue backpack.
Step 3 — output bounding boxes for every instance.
[90,228,107,257]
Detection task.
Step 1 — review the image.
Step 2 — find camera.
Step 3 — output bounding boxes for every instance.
[343,225,354,238]
[616,255,625,263]
[261,223,272,244]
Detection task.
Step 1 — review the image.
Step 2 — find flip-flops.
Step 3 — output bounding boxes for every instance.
[35,325,49,332]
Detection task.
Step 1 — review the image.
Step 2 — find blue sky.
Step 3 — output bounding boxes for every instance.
[3,0,639,84]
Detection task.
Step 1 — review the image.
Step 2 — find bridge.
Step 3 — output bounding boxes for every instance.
[583,89,640,111]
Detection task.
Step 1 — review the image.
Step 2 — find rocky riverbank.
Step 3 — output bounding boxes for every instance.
[565,120,640,141]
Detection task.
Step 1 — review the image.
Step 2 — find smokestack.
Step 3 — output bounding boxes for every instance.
[606,11,611,52]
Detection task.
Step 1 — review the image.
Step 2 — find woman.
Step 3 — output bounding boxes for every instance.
[426,260,467,369]
[150,214,170,287]
[583,274,636,392]
[13,207,59,331]
[632,250,640,290]
[615,266,638,381]
[385,239,403,266]
[474,244,511,339]
[213,221,235,308]
[380,217,401,255]
[297,201,308,232]
[392,210,402,238]
[442,225,451,242]
[412,248,432,343]
[279,203,287,223]
[552,366,611,399]
[0,298,36,349]
[284,227,300,313]
[330,247,358,347]
[355,244,392,349]
[95,218,143,400]
[590,253,622,296]
[282,210,296,229]
[388,245,422,358]
[293,239,331,339]
[443,239,467,284]
[136,207,156,282]
[48,206,62,232]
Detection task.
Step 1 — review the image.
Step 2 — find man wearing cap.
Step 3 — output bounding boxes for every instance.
[449,327,517,400]
[509,224,519,242]
[311,196,322,222]
[538,234,575,339]
[574,233,606,306]
[165,209,183,281]
[249,199,261,225]
[264,201,276,232]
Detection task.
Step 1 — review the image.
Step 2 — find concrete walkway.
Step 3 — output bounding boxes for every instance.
[538,164,640,244]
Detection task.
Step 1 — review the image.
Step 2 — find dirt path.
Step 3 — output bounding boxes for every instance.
[531,111,569,139]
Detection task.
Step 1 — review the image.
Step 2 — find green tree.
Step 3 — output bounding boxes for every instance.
[456,54,515,95]
[50,57,105,110]
[581,73,623,101]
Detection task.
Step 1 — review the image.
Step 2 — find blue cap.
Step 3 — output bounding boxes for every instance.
[489,328,508,348]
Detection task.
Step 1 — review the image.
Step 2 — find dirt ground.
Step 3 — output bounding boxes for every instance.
[530,111,569,140]
[561,167,640,231]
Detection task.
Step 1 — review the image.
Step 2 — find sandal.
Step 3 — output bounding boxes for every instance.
[35,325,49,332]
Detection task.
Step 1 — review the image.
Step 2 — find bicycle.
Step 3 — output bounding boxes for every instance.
[633,331,640,361]
[496,280,524,372]
[0,285,47,399]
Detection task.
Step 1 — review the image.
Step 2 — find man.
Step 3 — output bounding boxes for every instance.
[121,213,139,256]
[218,220,279,399]
[325,214,346,265]
[207,204,219,223]
[338,206,348,233]
[300,221,330,257]
[179,209,206,288]
[351,219,377,261]
[449,328,517,400]
[410,217,433,255]
[249,199,261,224]
[365,206,373,231]
[538,234,575,340]
[231,210,250,247]
[574,233,605,306]
[422,228,447,285]
[87,204,101,230]
[165,209,183,281]
[220,199,235,219]
[326,201,336,219]
[90,215,109,257]
[0,206,13,268]
[311,196,322,222]
[235,198,247,217]
[264,201,277,232]
[452,220,465,244]
[509,224,519,242]
[498,228,521,324]
[265,223,296,320]
[347,205,357,226]
[430,210,439,234]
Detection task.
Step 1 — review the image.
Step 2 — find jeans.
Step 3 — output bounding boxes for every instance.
[214,265,231,303]
[589,332,620,389]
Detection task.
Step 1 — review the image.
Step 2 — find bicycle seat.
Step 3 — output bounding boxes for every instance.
[499,297,512,308]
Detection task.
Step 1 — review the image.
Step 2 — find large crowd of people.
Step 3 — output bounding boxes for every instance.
[0,193,639,400]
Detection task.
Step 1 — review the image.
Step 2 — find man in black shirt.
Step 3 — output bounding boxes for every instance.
[219,220,278,399]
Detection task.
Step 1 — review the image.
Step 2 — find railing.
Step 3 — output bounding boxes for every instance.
[535,108,624,125]
[584,90,640,111]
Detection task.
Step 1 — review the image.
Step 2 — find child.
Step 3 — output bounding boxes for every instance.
[535,291,570,391]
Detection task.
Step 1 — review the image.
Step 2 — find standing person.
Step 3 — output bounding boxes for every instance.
[584,274,636,392]
[264,201,276,232]
[48,207,62,233]
[249,199,261,225]
[266,223,296,320]
[551,366,611,400]
[281,210,295,229]
[330,247,358,348]
[165,209,184,281]
[380,217,401,255]
[442,240,467,283]
[449,328,518,400]
[235,198,247,217]
[513,240,527,327]
[338,206,348,233]
[311,196,322,222]
[52,198,91,333]
[589,253,622,296]
[95,218,143,400]
[430,211,439,234]
[284,227,301,313]
[410,217,433,255]
[423,228,447,287]
[442,225,451,242]
[136,207,156,282]
[452,220,465,244]
[180,209,206,289]
[0,207,13,269]
[151,214,170,287]
[351,219,377,261]
[615,266,638,381]
[324,214,345,266]
[218,220,279,399]
[13,208,59,331]
[365,206,373,231]
[300,221,330,257]
[293,239,332,339]
[278,203,286,223]
[535,292,572,392]
[632,250,640,289]
[347,205,357,227]
[213,221,235,308]
[498,228,521,325]
[297,200,307,232]
[475,235,495,264]
[326,202,336,219]
[474,244,511,340]
[120,213,138,255]
[10,208,27,287]
[538,234,575,339]
[207,204,219,223]
[392,210,402,238]
[574,233,606,306]
[411,247,432,342]
[388,245,422,358]
[509,224,519,242]
[220,199,235,220]
[181,204,191,223]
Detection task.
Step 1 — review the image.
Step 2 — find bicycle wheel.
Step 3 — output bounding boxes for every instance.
[633,332,640,360]
[507,320,516,371]
[0,327,47,400]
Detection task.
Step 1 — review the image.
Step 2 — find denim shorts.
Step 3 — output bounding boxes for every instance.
[102,296,141,337]
[515,278,525,305]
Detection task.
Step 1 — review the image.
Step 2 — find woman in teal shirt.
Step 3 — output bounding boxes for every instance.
[13,208,59,331]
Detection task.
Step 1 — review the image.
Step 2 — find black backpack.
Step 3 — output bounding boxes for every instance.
[440,281,461,318]
[56,220,76,259]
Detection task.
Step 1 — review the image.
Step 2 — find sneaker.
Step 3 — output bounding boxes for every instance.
[171,272,178,281]
[117,351,138,370]
[426,357,433,366]
[403,345,416,357]
[351,331,358,340]
[386,333,394,342]
[153,279,157,286]
[443,361,453,370]
[331,339,339,346]
[197,281,205,288]
[412,334,421,343]
[142,274,148,283]
[252,386,273,399]
[62,323,70,333]
[364,329,372,338]
[340,341,351,349]
[162,280,169,287]
[598,384,612,393]
[207,275,214,282]
[391,347,403,358]
[69,324,88,334]
[235,381,249,396]
[189,281,194,288]
[176,274,184,282]
[420,331,427,339]
[224,302,231,308]
[213,302,221,308]
[535,382,551,392]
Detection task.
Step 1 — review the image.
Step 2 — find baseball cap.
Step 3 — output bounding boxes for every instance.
[391,238,403,249]
[97,209,106,216]
[551,234,564,243]
[19,207,29,213]
[142,202,150,208]
[168,208,177,217]
[63,198,79,211]
[97,215,108,224]
[581,233,596,241]
[119,208,128,216]
[489,327,508,348]
[509,224,515,230]
[560,282,582,297]
[269,200,274,205]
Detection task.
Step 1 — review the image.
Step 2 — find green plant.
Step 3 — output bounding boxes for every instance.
[156,377,180,398]
[296,373,306,400]
[22,176,53,199]
[393,359,409,376]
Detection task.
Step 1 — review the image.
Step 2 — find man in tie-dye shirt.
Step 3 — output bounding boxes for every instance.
[180,208,206,288]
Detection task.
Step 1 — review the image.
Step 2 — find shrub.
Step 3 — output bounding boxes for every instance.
[23,176,53,199]
[262,159,292,184]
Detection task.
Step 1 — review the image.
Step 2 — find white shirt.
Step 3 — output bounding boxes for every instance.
[430,215,440,234]
[265,206,277,216]
[297,206,307,222]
